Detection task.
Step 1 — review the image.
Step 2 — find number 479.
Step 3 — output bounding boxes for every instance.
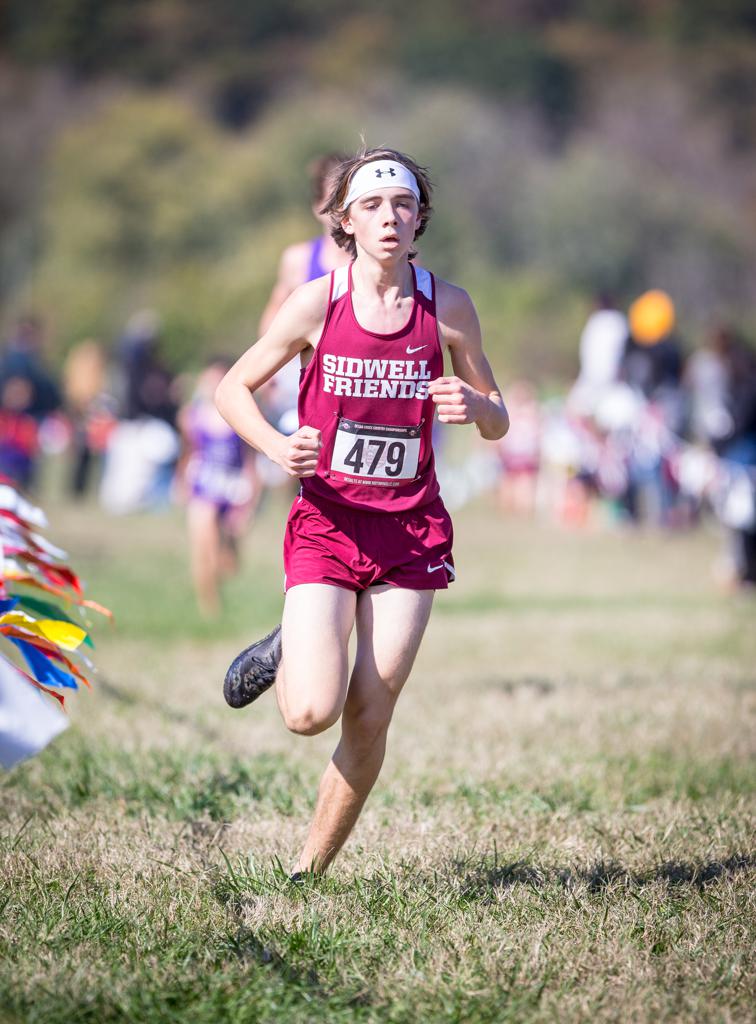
[343,438,405,477]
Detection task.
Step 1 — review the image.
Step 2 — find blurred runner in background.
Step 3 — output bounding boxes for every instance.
[178,357,258,618]
[497,380,541,515]
[258,153,351,438]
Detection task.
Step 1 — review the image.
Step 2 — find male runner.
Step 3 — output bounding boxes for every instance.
[258,153,351,434]
[215,147,509,875]
[261,153,351,332]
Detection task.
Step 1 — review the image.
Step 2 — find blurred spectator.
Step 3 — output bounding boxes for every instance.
[0,376,38,489]
[177,357,258,618]
[537,402,603,529]
[684,325,734,447]
[101,310,179,512]
[622,290,683,425]
[619,290,685,524]
[0,315,60,420]
[568,292,628,416]
[62,339,117,498]
[708,328,756,586]
[99,417,180,514]
[114,309,177,425]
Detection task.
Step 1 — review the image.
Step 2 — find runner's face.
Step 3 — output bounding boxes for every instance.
[341,187,421,260]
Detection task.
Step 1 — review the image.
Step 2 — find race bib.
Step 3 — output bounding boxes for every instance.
[330,418,421,485]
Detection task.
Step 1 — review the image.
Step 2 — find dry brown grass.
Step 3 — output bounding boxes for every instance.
[1,494,754,1022]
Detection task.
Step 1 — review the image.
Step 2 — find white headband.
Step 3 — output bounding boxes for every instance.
[343,160,421,208]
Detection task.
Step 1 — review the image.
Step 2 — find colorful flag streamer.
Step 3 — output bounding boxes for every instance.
[0,481,110,768]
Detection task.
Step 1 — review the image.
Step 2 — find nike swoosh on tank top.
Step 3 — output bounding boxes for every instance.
[298,262,443,512]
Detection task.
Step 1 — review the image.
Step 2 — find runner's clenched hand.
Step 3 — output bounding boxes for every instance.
[275,425,322,477]
[428,376,483,425]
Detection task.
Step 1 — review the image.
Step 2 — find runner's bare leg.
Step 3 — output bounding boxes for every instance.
[276,583,356,733]
[289,585,434,874]
[187,500,222,618]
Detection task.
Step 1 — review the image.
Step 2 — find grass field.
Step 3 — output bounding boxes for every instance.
[1,487,754,1023]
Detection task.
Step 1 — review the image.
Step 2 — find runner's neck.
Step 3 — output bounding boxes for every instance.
[351,255,414,303]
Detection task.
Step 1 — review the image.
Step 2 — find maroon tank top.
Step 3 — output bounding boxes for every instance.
[298,262,443,512]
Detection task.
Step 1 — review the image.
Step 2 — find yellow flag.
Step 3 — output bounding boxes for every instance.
[0,611,87,651]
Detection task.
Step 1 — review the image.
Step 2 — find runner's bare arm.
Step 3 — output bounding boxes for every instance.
[215,277,330,476]
[431,282,509,440]
[258,243,311,335]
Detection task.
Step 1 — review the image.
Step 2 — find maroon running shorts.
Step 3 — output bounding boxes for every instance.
[283,493,454,592]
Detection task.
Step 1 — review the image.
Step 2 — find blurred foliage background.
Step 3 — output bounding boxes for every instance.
[1,0,755,380]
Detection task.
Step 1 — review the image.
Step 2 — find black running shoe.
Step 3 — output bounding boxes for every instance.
[223,624,282,709]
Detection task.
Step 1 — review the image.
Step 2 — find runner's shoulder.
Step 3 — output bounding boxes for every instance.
[433,278,479,335]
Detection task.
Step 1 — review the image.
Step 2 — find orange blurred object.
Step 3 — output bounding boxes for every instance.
[629,290,675,345]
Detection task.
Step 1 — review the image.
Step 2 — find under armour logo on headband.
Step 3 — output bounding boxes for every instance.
[375,168,396,178]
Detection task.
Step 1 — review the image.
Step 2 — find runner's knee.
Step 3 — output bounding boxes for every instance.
[282,700,341,736]
[342,698,394,752]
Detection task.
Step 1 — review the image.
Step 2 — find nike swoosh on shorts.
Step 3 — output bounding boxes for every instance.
[427,560,456,578]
